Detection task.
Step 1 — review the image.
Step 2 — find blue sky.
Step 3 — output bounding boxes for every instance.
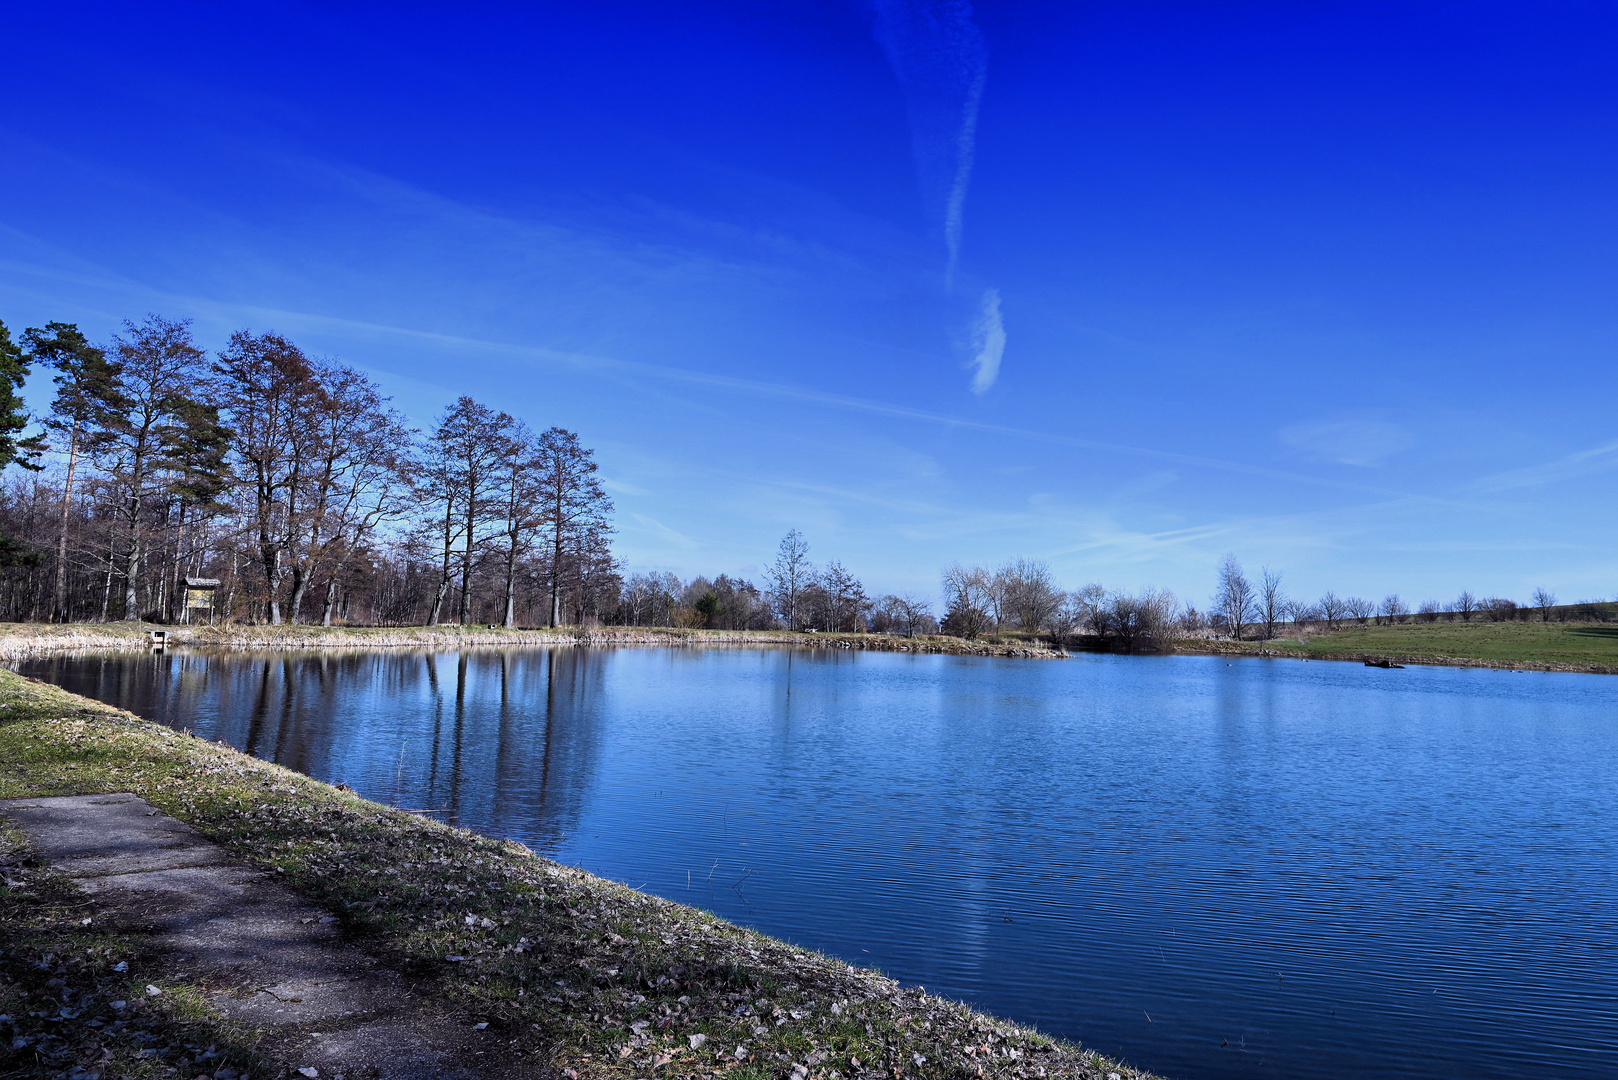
[3,0,1615,608]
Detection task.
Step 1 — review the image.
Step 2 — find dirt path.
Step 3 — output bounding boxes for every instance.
[0,793,525,1080]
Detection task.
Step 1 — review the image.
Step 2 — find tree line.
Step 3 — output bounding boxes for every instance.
[0,318,1599,638]
[0,316,615,626]
[1208,554,1604,640]
[616,531,935,637]
[647,532,1187,653]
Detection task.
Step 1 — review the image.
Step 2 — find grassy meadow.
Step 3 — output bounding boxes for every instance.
[1200,619,1618,672]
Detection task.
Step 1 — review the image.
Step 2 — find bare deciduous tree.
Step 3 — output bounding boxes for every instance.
[767,530,813,630]
[1045,592,1078,644]
[492,421,541,628]
[1258,566,1286,640]
[1483,597,1518,622]
[101,317,209,620]
[212,330,319,625]
[941,563,992,639]
[1103,588,1179,653]
[1215,554,1255,641]
[999,558,1062,638]
[296,364,413,626]
[1455,590,1477,622]
[1319,591,1345,630]
[420,397,510,625]
[533,427,614,627]
[1531,586,1557,622]
[1071,582,1108,636]
[878,593,933,638]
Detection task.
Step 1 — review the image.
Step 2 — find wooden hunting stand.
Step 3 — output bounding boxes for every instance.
[183,577,221,625]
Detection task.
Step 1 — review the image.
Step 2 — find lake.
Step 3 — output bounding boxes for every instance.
[17,646,1618,1080]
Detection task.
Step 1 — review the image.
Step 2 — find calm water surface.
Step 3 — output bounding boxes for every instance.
[20,647,1618,1080]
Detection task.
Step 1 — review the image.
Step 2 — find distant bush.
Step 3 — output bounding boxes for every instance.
[1483,597,1519,622]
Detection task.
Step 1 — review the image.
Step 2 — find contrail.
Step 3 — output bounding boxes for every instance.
[874,0,988,288]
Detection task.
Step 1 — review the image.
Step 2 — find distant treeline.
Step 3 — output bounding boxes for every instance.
[1208,555,1616,640]
[645,541,1617,654]
[641,532,1184,652]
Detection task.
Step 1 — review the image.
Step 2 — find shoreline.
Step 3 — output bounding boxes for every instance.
[0,620,1610,675]
[0,671,1155,1080]
[1168,637,1618,676]
[0,622,1065,661]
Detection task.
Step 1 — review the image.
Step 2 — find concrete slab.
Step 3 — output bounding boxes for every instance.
[1,793,229,876]
[1,793,530,1080]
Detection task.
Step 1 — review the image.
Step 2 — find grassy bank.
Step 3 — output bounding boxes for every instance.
[0,671,1150,1080]
[1177,620,1618,674]
[0,623,1062,661]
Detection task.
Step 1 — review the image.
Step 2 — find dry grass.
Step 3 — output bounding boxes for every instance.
[0,623,1062,662]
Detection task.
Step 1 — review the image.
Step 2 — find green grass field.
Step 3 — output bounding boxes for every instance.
[1229,620,1618,670]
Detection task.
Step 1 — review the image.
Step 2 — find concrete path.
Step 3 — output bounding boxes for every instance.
[1,793,526,1080]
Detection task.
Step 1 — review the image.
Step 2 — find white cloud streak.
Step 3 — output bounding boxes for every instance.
[1468,436,1618,493]
[1278,417,1412,467]
[874,0,988,286]
[969,286,1004,393]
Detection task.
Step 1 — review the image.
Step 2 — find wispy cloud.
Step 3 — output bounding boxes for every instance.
[601,477,649,497]
[969,287,1004,393]
[628,512,700,549]
[1278,417,1412,466]
[874,0,988,286]
[1468,436,1618,493]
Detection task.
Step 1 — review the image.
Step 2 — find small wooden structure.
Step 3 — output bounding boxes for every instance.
[147,629,168,649]
[182,577,221,625]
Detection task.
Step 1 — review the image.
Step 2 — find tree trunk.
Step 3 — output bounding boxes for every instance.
[122,538,141,621]
[287,564,309,625]
[320,575,339,627]
[458,498,476,625]
[168,502,186,624]
[501,533,519,628]
[550,535,562,627]
[224,551,238,624]
[430,573,449,625]
[428,499,455,626]
[549,493,563,628]
[53,423,80,623]
[99,530,115,622]
[259,544,283,625]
